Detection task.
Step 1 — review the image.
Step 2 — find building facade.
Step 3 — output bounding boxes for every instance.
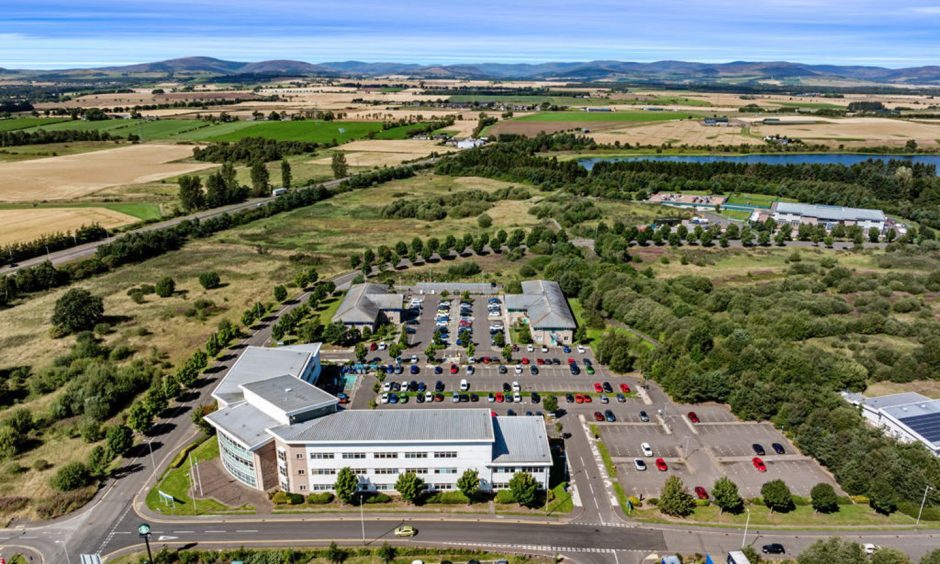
[332,283,404,331]
[754,202,887,232]
[506,280,577,346]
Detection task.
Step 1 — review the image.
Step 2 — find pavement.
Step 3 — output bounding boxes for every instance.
[3,272,940,563]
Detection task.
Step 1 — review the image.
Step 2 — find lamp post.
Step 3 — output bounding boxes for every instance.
[358,491,366,545]
[741,507,751,549]
[916,485,935,526]
[138,522,154,563]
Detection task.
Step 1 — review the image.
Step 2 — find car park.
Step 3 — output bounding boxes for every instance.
[762,544,785,555]
[634,458,647,471]
[688,411,700,423]
[449,364,458,374]
[641,442,653,456]
[772,443,786,454]
[655,458,668,471]
[593,411,605,422]
[752,457,767,472]
[604,410,616,422]
[530,365,539,375]
[565,393,574,403]
[435,380,445,392]
[498,365,508,374]
[752,444,766,456]
[694,486,708,500]
[639,411,650,422]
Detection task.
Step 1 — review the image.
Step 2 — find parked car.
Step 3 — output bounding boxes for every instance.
[449,364,458,374]
[687,411,700,424]
[530,392,540,403]
[639,410,650,422]
[434,366,443,375]
[616,393,626,403]
[761,544,785,555]
[593,382,604,393]
[530,365,539,375]
[512,381,521,392]
[460,379,469,391]
[633,458,647,471]
[337,393,349,405]
[495,392,504,403]
[604,410,616,422]
[641,442,653,457]
[507,409,516,416]
[521,357,530,365]
[369,342,377,351]
[498,365,508,374]
[487,393,494,402]
[585,365,595,375]
[619,383,631,393]
[752,457,767,472]
[599,395,609,404]
[466,365,475,375]
[451,392,460,403]
[655,458,668,471]
[536,358,545,366]
[424,392,434,402]
[565,393,575,403]
[410,355,419,364]
[593,411,605,422]
[602,382,613,393]
[381,393,389,404]
[577,345,585,354]
[435,380,445,392]
[514,365,523,374]
[563,345,571,353]
[752,444,766,456]
[513,393,522,403]
[410,365,419,375]
[569,364,580,375]
[772,443,786,455]
[694,486,709,500]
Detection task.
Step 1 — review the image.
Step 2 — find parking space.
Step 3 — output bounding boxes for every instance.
[696,422,790,458]
[675,403,739,423]
[599,425,681,458]
[617,460,696,499]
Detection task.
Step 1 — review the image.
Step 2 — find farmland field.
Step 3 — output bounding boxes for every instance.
[513,110,698,122]
[0,117,71,131]
[199,120,386,143]
[0,144,215,201]
[447,94,610,106]
[0,207,138,246]
[310,139,451,167]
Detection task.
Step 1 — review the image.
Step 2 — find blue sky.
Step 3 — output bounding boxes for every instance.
[2,0,940,69]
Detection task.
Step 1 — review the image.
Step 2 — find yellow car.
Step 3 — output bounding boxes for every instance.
[394,524,417,537]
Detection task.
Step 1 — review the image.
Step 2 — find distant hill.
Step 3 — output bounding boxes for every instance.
[13,56,940,85]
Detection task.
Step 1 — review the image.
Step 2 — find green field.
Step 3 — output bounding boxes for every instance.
[618,95,712,107]
[776,101,845,110]
[0,201,162,221]
[200,120,389,143]
[447,94,611,106]
[725,192,799,207]
[0,117,71,131]
[514,111,698,122]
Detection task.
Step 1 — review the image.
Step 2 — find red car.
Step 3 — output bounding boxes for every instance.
[752,457,767,472]
[567,357,576,365]
[449,364,458,374]
[593,411,605,422]
[575,394,585,404]
[536,358,545,366]
[655,458,668,472]
[687,411,700,424]
[521,357,530,365]
[593,382,604,393]
[481,356,490,364]
[694,486,709,500]
[619,383,631,394]
[495,392,504,403]
[583,395,592,403]
[369,342,377,351]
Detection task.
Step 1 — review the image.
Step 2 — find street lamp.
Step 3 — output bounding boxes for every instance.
[741,507,751,549]
[916,485,935,526]
[138,522,154,563]
[358,490,366,545]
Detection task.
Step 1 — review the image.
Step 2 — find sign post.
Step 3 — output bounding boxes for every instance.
[138,523,154,563]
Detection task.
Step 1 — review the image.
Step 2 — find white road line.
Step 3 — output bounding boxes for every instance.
[236,529,259,533]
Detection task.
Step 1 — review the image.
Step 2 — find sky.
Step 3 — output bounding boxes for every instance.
[2,0,940,69]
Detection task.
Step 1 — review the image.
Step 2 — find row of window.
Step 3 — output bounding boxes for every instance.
[493,466,546,473]
[304,467,459,476]
[306,451,458,460]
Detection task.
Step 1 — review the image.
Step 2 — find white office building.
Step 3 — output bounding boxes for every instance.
[205,343,552,494]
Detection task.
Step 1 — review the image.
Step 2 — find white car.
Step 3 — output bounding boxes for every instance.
[460,379,469,391]
[513,393,522,403]
[378,342,387,350]
[401,380,410,391]
[452,392,460,403]
[410,355,419,364]
[424,391,434,402]
[541,345,548,353]
[633,458,647,471]
[381,393,389,404]
[512,381,521,392]
[864,544,880,555]
[382,382,392,392]
[577,345,585,354]
[527,344,535,352]
[488,394,495,403]
[514,365,523,374]
[641,442,653,457]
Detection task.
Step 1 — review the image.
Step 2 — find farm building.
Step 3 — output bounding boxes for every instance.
[456,138,487,149]
[506,280,577,346]
[752,202,887,232]
[843,392,940,457]
[332,283,404,330]
[205,344,552,494]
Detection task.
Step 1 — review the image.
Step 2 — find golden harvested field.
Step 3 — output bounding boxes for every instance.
[590,120,763,146]
[746,116,940,147]
[0,207,137,245]
[311,139,453,167]
[0,144,214,201]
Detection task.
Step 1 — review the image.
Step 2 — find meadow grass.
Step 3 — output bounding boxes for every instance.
[0,117,71,131]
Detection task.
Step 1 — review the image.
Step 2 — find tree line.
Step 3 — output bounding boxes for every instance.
[192,137,319,164]
[0,223,108,267]
[0,128,119,147]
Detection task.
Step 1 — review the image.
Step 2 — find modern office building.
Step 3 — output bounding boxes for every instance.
[205,344,553,494]
[843,391,940,456]
[332,283,404,331]
[506,280,577,346]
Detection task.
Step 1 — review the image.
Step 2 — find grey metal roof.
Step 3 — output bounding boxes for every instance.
[205,402,278,450]
[333,283,403,324]
[491,416,552,465]
[774,202,886,222]
[241,374,338,414]
[850,392,931,410]
[505,280,576,330]
[213,345,319,406]
[415,282,497,295]
[269,408,495,443]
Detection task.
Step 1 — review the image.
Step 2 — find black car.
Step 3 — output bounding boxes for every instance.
[408,381,419,392]
[552,358,561,365]
[602,382,613,393]
[416,382,427,392]
[525,411,534,416]
[435,380,445,392]
[639,410,650,422]
[752,444,766,456]
[503,382,512,392]
[507,409,516,416]
[569,365,580,375]
[459,394,470,403]
[772,442,786,455]
[565,393,575,403]
[498,365,508,374]
[390,382,401,392]
[583,358,593,366]
[470,393,479,402]
[530,365,539,375]
[762,543,785,555]
[604,409,616,422]
[415,393,425,403]
[530,392,540,403]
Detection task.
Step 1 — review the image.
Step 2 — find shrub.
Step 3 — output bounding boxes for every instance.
[198,271,221,290]
[494,490,515,504]
[155,276,176,298]
[52,288,104,334]
[271,491,290,504]
[477,213,493,228]
[427,491,470,504]
[32,459,51,471]
[50,462,93,491]
[447,261,482,277]
[810,483,839,513]
[364,492,391,504]
[287,493,304,505]
[34,486,97,519]
[306,492,334,504]
[0,496,29,514]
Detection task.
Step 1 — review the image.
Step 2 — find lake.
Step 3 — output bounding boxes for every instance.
[579,153,940,174]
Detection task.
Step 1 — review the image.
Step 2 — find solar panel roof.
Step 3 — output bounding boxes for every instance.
[896,412,940,445]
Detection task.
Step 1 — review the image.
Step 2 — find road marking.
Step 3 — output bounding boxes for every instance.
[236,529,259,533]
[172,530,194,534]
[205,530,227,533]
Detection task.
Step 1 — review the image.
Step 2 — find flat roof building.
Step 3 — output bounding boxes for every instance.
[332,283,404,330]
[506,280,577,346]
[843,391,940,456]
[760,202,887,232]
[205,343,553,494]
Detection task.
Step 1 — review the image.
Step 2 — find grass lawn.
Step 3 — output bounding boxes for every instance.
[0,201,163,221]
[315,296,342,326]
[717,209,752,221]
[514,111,699,123]
[200,120,386,143]
[0,117,71,131]
[726,192,798,207]
[568,298,603,344]
[146,438,254,515]
[372,122,435,140]
[635,503,923,529]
